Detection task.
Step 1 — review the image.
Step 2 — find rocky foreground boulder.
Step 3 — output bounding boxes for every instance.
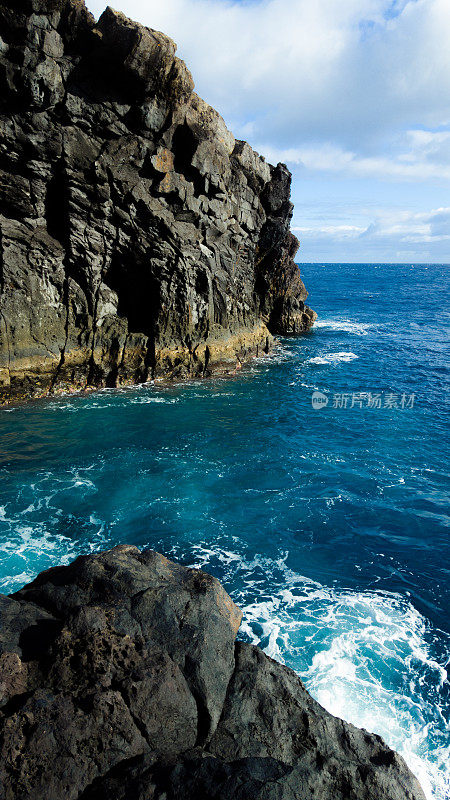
[0,0,316,404]
[0,546,425,800]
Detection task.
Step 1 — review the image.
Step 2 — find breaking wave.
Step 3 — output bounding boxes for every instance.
[313,318,374,336]
[183,542,450,800]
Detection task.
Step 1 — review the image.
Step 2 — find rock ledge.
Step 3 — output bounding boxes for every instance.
[0,546,425,800]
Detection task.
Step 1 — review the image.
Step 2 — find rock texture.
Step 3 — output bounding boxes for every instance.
[0,545,426,800]
[0,0,316,404]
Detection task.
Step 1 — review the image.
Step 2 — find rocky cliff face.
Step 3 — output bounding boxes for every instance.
[0,546,425,800]
[0,0,316,404]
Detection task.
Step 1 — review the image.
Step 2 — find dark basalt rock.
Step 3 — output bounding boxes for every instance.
[0,546,426,800]
[0,0,316,404]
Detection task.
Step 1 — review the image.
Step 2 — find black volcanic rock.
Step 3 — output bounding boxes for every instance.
[0,546,426,800]
[0,0,316,404]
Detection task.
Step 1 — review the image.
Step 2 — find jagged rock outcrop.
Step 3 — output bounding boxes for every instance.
[0,546,425,800]
[0,0,316,404]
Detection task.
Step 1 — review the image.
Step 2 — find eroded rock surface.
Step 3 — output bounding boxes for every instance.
[0,546,425,800]
[0,0,316,403]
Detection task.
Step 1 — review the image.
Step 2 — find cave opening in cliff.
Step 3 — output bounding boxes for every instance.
[104,250,161,341]
[172,123,205,197]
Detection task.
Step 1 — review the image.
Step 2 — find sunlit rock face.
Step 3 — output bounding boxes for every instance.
[0,0,315,403]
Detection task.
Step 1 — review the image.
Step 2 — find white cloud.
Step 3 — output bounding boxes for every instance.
[293,207,450,261]
[256,136,450,181]
[293,225,367,238]
[295,206,450,239]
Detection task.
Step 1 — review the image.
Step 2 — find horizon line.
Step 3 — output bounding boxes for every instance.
[296,261,450,266]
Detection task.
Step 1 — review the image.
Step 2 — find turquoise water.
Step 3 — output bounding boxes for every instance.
[0,263,449,798]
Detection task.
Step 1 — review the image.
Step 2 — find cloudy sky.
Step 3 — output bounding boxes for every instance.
[85,0,450,263]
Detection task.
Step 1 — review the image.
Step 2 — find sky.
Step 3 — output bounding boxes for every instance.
[85,0,450,263]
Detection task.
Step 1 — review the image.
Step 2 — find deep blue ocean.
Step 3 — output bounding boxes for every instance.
[0,263,448,798]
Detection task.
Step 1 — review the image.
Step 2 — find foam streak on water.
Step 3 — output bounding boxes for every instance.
[313,318,373,335]
[307,351,359,364]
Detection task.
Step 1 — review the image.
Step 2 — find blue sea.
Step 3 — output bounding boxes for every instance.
[0,263,449,798]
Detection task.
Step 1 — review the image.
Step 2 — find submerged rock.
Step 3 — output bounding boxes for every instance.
[0,546,425,800]
[0,0,316,404]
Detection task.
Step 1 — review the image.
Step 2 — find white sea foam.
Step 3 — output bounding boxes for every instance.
[181,542,450,800]
[307,351,359,365]
[249,348,298,368]
[0,520,77,591]
[45,392,180,411]
[129,396,179,404]
[0,522,107,592]
[0,465,110,592]
[313,318,373,336]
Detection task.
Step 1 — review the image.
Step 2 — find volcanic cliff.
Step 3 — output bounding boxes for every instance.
[0,546,426,800]
[0,0,316,404]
